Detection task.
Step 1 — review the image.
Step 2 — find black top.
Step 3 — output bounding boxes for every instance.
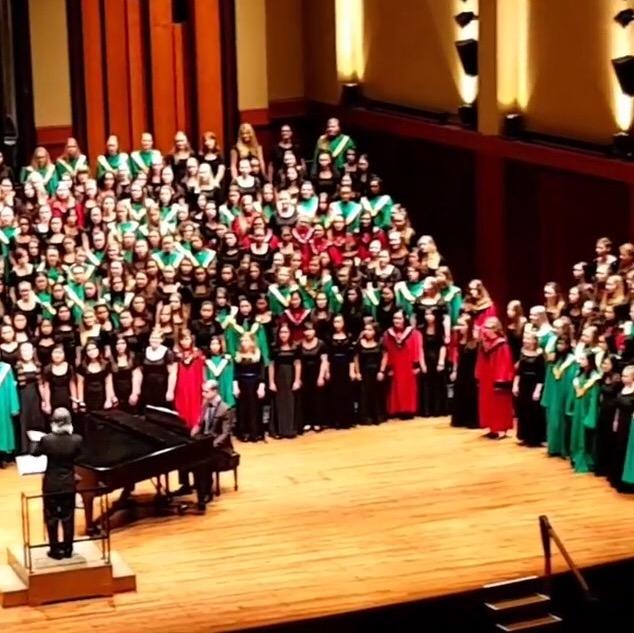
[33,433,83,493]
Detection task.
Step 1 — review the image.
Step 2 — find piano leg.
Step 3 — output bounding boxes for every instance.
[193,463,213,512]
[80,490,97,536]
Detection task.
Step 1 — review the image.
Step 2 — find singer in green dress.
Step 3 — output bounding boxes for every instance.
[541,339,576,458]
[566,353,600,473]
[0,362,19,460]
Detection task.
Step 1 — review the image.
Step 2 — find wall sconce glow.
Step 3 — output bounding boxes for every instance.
[516,0,529,110]
[612,17,634,131]
[335,0,364,83]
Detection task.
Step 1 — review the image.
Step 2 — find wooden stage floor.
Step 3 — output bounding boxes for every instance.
[2,418,633,632]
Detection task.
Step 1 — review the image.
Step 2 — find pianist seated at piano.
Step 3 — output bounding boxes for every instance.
[175,379,235,504]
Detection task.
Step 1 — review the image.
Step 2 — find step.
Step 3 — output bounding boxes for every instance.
[485,593,551,623]
[111,550,137,593]
[496,614,563,632]
[484,575,542,601]
[0,565,28,608]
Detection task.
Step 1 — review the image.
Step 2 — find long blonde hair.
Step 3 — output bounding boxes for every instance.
[235,123,260,158]
[30,146,53,169]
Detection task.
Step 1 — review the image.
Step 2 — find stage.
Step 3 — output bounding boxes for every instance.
[1,418,633,632]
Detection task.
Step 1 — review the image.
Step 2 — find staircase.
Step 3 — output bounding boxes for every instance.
[483,576,563,632]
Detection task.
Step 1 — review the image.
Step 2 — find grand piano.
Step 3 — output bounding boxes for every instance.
[75,407,219,532]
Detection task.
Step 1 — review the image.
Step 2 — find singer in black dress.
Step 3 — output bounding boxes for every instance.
[268,323,301,438]
[595,356,621,477]
[234,333,266,442]
[450,314,479,428]
[513,333,546,447]
[418,307,448,417]
[326,314,356,429]
[355,321,385,425]
[298,322,328,432]
[607,366,634,491]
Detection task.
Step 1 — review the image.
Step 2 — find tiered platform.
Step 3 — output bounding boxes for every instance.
[0,541,135,607]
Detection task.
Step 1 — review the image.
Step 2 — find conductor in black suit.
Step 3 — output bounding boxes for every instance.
[189,380,235,510]
[31,408,83,560]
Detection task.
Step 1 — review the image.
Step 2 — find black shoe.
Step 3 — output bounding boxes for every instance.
[173,485,193,497]
[62,548,73,559]
[47,549,64,560]
[196,501,207,513]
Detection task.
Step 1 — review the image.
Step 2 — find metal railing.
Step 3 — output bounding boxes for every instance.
[20,488,111,573]
[539,514,593,600]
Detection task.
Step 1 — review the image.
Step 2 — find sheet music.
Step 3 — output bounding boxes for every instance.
[15,454,47,476]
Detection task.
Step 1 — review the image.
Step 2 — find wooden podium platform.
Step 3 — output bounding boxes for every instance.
[0,542,136,607]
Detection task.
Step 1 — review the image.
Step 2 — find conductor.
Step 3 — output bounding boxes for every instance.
[30,408,83,560]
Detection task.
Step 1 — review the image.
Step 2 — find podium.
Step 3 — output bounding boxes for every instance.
[0,491,136,607]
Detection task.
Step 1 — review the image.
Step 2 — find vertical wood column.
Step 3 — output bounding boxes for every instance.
[66,0,229,159]
[475,150,507,307]
[148,0,177,152]
[192,0,225,146]
[125,0,149,143]
[81,0,106,162]
[104,0,131,148]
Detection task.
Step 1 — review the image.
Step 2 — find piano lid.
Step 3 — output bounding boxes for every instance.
[77,409,192,469]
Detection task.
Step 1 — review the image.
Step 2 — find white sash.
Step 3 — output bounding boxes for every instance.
[331,134,351,158]
[64,284,86,310]
[395,281,418,304]
[344,203,361,226]
[97,155,115,173]
[131,151,149,173]
[42,164,56,184]
[206,357,229,378]
[268,284,290,307]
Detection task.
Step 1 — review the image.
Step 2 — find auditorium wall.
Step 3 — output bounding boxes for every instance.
[265,0,305,103]
[235,0,269,114]
[28,0,72,150]
[362,0,462,113]
[525,0,624,144]
[302,0,340,106]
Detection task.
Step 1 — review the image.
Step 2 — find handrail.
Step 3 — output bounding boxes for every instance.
[20,487,111,573]
[539,514,593,600]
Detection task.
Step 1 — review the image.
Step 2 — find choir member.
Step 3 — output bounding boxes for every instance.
[381,310,423,419]
[298,321,328,432]
[269,323,301,438]
[541,338,576,458]
[174,330,206,430]
[594,355,621,477]
[505,300,527,362]
[76,342,114,413]
[567,352,600,473]
[475,317,514,440]
[139,330,177,410]
[512,332,545,447]
[205,336,236,408]
[233,333,266,442]
[110,337,141,412]
[354,321,385,425]
[606,365,634,491]
[419,307,448,417]
[326,314,357,428]
[41,344,76,414]
[450,314,479,428]
[0,361,18,466]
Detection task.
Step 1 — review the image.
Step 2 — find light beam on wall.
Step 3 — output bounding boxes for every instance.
[455,0,479,105]
[335,0,364,84]
[611,8,634,131]
[516,0,529,110]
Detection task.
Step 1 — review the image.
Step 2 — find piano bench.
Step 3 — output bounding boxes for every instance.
[214,452,240,496]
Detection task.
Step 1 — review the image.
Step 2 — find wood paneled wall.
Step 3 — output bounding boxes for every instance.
[70,0,226,161]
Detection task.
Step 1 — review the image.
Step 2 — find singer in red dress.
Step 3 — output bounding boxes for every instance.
[381,310,424,419]
[174,329,206,429]
[475,317,515,439]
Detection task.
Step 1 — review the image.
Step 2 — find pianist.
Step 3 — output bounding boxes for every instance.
[30,408,83,560]
[177,380,234,509]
